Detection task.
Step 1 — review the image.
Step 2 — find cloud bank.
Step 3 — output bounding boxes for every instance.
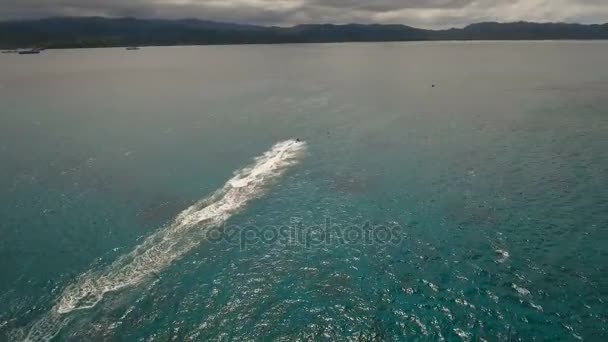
[1,0,607,28]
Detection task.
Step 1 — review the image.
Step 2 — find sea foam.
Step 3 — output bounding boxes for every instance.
[22,139,307,341]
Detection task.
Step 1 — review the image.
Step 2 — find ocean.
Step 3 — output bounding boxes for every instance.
[1,41,607,341]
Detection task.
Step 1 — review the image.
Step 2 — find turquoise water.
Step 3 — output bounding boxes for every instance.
[1,42,607,341]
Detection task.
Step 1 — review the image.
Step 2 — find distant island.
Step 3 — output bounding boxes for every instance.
[1,17,608,49]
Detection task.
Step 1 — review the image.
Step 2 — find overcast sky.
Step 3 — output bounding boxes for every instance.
[1,0,607,28]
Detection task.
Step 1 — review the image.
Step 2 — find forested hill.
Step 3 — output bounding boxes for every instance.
[1,17,608,49]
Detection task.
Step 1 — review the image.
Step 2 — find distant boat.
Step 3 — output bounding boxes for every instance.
[126,47,140,51]
[18,49,41,55]
[2,50,18,54]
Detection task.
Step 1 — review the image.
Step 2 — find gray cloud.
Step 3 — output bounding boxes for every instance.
[310,0,477,12]
[0,0,607,28]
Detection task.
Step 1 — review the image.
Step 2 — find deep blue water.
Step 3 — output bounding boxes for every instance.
[1,42,607,341]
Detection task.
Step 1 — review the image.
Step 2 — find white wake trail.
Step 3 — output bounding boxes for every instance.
[22,139,307,341]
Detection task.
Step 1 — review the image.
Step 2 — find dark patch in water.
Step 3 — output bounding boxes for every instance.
[135,196,190,225]
[359,135,399,151]
[318,273,352,297]
[329,173,371,195]
[446,202,500,227]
